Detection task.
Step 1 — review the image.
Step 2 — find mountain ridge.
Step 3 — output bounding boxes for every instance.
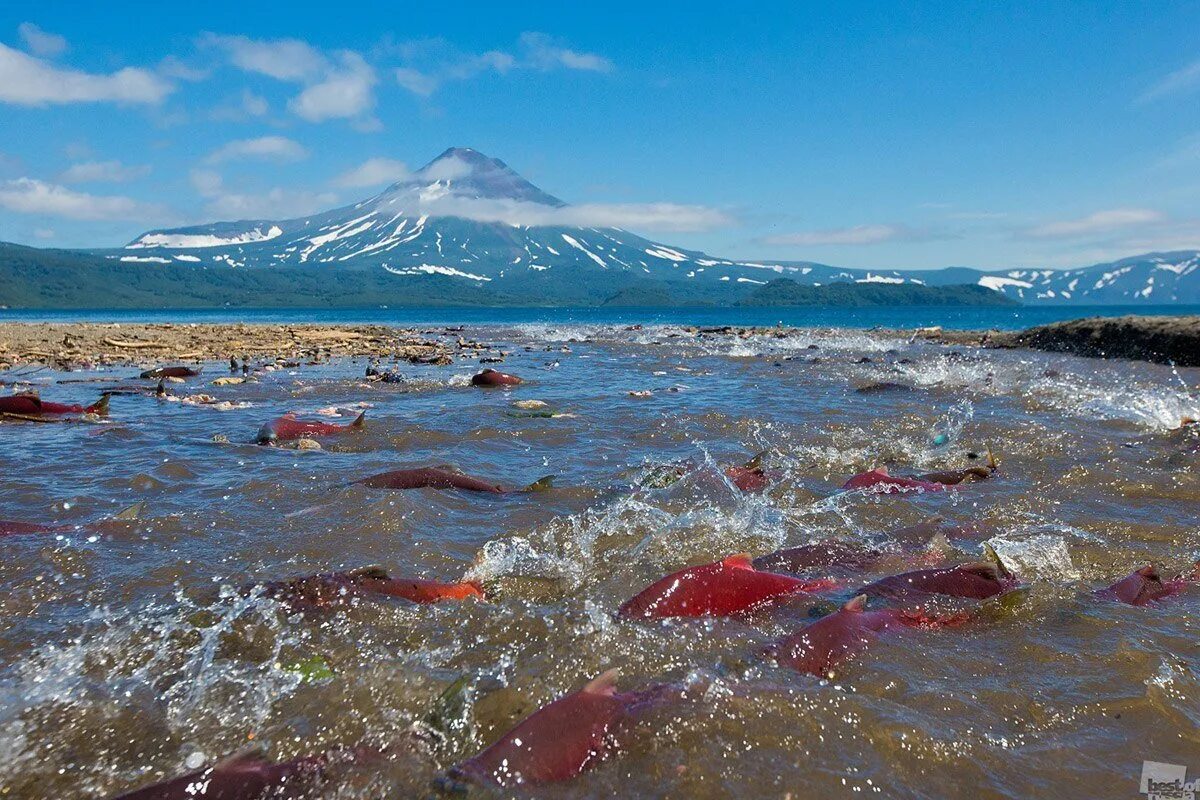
[4,147,1198,305]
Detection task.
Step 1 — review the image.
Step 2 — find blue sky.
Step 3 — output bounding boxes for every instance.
[0,1,1198,269]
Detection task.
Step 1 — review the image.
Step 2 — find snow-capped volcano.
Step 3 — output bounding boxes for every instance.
[118,147,1200,303]
[121,147,867,286]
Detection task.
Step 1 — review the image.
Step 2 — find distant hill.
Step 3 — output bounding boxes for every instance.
[0,146,1197,307]
[737,279,1015,307]
[0,241,1005,309]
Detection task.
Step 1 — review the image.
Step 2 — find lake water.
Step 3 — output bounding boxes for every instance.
[0,319,1198,799]
[2,303,1197,330]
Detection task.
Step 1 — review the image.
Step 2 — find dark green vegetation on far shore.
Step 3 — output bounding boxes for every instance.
[0,242,1013,309]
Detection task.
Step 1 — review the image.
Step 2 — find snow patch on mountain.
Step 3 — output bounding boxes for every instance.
[129,225,283,249]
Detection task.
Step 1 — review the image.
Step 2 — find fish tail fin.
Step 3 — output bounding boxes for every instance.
[925,530,952,557]
[351,411,366,429]
[842,594,868,612]
[89,393,111,416]
[583,668,621,696]
[982,542,1014,580]
[521,475,555,493]
[348,565,390,580]
[985,443,998,470]
[112,502,143,521]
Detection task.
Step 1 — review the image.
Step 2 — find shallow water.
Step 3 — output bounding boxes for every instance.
[1,323,1198,799]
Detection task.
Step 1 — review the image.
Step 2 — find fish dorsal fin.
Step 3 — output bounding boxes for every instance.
[843,594,868,613]
[521,475,555,493]
[875,466,890,476]
[1136,564,1161,581]
[349,566,390,580]
[583,668,620,696]
[721,553,754,570]
[743,451,768,470]
[982,543,1014,580]
[985,443,998,470]
[112,502,143,521]
[351,411,366,428]
[16,393,41,408]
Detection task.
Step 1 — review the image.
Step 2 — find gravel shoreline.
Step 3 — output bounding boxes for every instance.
[0,322,481,371]
[0,316,1196,371]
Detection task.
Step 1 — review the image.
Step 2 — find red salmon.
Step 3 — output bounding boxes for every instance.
[471,368,523,387]
[767,595,947,676]
[618,554,834,619]
[842,467,949,494]
[1097,563,1198,606]
[861,561,1017,600]
[260,567,484,610]
[256,411,365,444]
[752,540,882,573]
[354,467,552,493]
[0,392,109,417]
[449,669,672,787]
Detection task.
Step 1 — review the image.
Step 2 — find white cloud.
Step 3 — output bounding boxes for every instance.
[421,154,475,181]
[414,195,730,233]
[203,34,377,126]
[59,160,151,184]
[18,22,67,58]
[518,32,612,72]
[765,224,906,246]
[0,43,173,106]
[390,34,610,96]
[288,51,376,122]
[0,177,159,220]
[1139,60,1200,103]
[332,157,410,188]
[1026,208,1165,239]
[199,33,326,81]
[205,136,308,164]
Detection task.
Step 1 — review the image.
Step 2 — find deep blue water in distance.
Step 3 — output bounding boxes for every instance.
[0,304,1195,330]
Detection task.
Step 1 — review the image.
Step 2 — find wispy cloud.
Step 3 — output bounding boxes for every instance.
[332,157,410,188]
[0,177,162,220]
[388,32,611,97]
[17,22,68,58]
[409,195,730,233]
[0,42,173,106]
[204,136,308,164]
[763,224,940,246]
[209,89,269,121]
[59,160,151,184]
[189,168,337,220]
[518,32,612,72]
[1139,59,1200,103]
[1024,208,1164,239]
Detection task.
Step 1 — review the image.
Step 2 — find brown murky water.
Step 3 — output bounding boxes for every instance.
[1,323,1198,799]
